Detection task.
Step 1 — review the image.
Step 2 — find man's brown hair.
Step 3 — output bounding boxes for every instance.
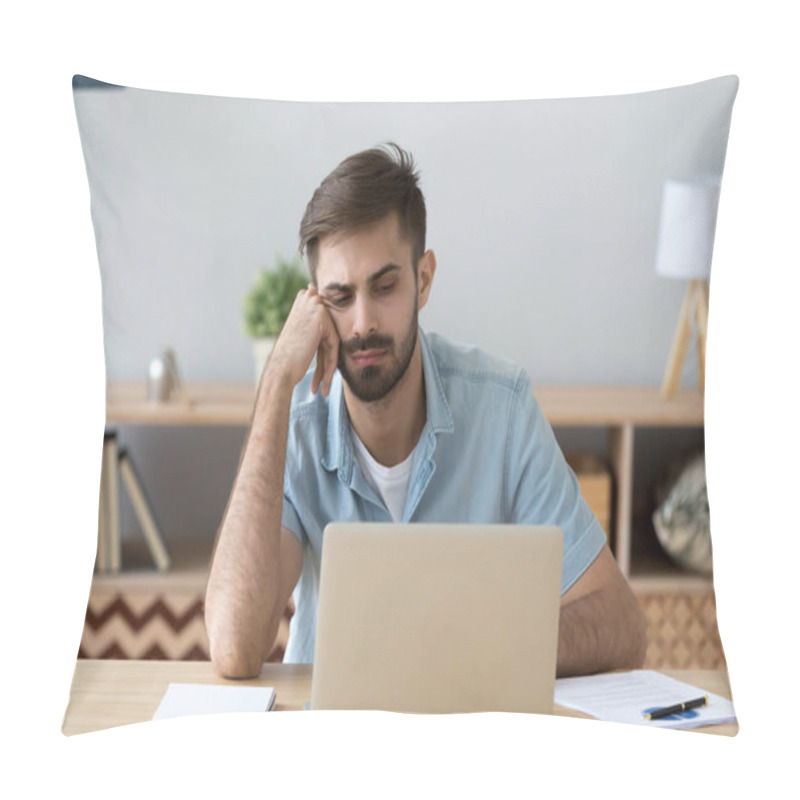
[299,142,426,282]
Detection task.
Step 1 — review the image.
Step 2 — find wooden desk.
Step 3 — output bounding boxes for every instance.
[62,660,736,737]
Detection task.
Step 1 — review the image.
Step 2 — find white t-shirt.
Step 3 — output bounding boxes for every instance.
[350,427,414,522]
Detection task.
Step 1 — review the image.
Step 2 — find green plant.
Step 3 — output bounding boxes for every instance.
[243,256,309,338]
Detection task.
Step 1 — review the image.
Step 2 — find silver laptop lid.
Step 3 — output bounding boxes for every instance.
[310,523,563,714]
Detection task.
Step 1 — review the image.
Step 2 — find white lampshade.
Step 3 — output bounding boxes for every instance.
[655,177,721,280]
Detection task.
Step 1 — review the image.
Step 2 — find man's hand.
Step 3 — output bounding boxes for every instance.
[267,284,340,396]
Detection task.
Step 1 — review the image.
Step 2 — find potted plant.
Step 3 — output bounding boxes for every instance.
[244,255,310,384]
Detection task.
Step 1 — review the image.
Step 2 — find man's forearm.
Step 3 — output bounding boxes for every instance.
[204,367,294,678]
[556,584,647,678]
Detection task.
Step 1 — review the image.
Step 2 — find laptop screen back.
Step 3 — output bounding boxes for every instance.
[310,523,563,713]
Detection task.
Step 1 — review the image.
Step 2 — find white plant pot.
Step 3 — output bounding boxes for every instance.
[252,337,277,385]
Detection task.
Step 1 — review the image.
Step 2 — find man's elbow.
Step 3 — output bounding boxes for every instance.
[205,611,264,679]
[213,659,263,681]
[208,638,264,680]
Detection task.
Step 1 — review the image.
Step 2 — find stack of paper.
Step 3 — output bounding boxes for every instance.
[554,670,736,730]
[153,683,276,720]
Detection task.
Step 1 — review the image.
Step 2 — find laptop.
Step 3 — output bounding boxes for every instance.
[309,522,563,714]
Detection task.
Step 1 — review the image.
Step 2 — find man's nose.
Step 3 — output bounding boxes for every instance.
[352,295,378,339]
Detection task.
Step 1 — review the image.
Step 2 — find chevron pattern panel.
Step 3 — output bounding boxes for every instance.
[80,587,725,669]
[79,590,292,663]
[637,591,727,670]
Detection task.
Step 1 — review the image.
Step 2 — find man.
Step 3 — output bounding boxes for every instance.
[205,143,647,680]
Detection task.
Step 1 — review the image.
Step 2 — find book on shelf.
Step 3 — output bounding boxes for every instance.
[118,448,171,572]
[99,432,121,573]
[96,453,107,572]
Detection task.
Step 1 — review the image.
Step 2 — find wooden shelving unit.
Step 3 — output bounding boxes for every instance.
[102,382,710,589]
[533,385,707,592]
[85,381,723,669]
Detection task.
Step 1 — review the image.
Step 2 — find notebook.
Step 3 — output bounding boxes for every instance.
[153,683,276,720]
[309,523,563,713]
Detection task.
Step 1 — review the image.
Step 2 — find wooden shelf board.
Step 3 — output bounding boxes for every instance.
[629,573,714,594]
[628,539,715,594]
[106,382,255,425]
[106,382,704,428]
[92,537,214,593]
[534,385,703,427]
[92,532,715,596]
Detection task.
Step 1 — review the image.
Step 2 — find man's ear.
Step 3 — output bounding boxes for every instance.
[417,250,437,310]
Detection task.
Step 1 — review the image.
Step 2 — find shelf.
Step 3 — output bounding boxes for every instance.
[628,527,714,593]
[91,380,721,670]
[533,385,703,427]
[106,382,255,426]
[101,381,708,589]
[106,382,704,428]
[92,537,213,593]
[95,532,717,594]
[628,560,715,594]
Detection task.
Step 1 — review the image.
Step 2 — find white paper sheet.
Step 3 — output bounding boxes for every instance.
[153,683,276,720]
[554,670,736,729]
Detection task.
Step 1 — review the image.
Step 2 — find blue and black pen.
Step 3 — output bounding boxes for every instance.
[644,695,709,720]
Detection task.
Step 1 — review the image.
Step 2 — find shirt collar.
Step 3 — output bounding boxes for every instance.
[321,327,453,476]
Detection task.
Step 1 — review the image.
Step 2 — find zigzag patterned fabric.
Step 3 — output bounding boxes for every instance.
[80,593,293,663]
[638,592,726,669]
[79,589,725,669]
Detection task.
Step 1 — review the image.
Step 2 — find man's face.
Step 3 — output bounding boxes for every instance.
[315,213,425,403]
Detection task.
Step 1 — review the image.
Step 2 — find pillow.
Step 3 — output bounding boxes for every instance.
[66,74,738,733]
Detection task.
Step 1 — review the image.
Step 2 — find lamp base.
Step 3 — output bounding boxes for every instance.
[661,279,709,399]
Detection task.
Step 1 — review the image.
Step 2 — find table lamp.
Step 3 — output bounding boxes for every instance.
[655,176,721,398]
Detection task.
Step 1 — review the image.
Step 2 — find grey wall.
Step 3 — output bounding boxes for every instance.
[73,77,736,543]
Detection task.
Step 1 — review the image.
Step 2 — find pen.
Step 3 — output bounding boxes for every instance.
[644,695,709,720]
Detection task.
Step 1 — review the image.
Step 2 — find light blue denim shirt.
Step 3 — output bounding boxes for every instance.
[281,329,606,663]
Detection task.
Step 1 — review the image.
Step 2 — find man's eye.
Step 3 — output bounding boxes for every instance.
[375,282,396,295]
[329,295,351,307]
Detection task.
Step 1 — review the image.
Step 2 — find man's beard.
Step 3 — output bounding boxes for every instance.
[337,304,419,403]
